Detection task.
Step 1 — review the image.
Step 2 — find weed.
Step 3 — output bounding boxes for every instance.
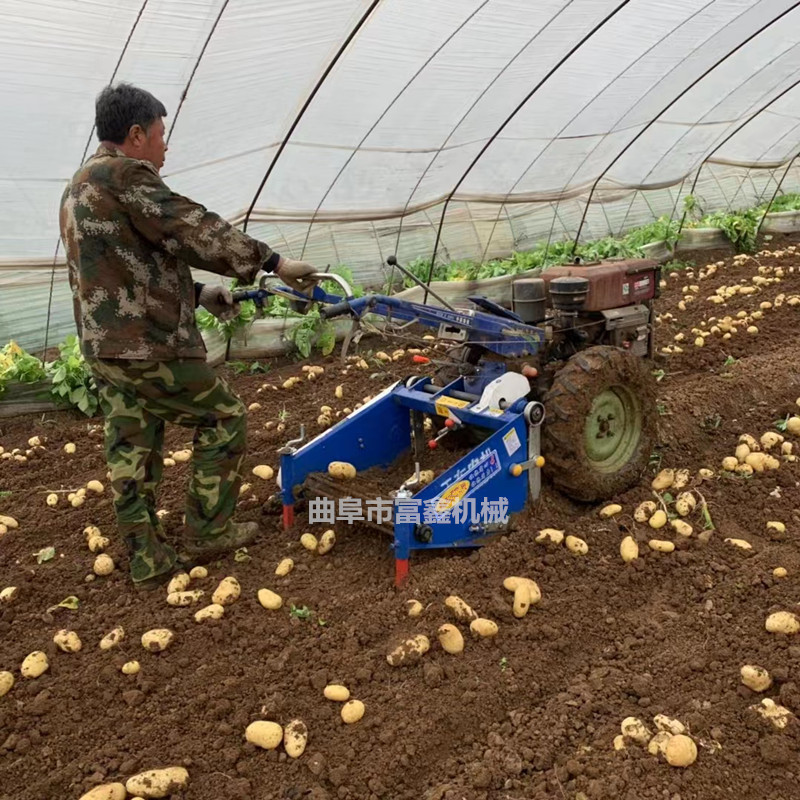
[499,656,509,672]
[290,604,313,620]
[652,369,667,383]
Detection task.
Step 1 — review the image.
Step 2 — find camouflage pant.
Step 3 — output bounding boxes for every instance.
[88,358,247,582]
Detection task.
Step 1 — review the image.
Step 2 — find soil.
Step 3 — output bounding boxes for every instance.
[2,234,800,800]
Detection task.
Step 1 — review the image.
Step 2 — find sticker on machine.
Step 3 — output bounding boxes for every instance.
[434,395,471,417]
[502,428,521,456]
[435,480,471,512]
[433,448,502,512]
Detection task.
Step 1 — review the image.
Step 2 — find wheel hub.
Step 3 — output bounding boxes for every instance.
[584,386,642,473]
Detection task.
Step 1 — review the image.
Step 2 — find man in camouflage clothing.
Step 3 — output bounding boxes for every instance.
[59,83,319,588]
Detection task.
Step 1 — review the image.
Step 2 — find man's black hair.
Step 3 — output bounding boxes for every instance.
[95,83,168,144]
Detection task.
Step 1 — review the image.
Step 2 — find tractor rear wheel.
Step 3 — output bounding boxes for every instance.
[542,346,657,502]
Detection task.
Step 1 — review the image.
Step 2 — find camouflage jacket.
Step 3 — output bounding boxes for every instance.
[59,145,279,360]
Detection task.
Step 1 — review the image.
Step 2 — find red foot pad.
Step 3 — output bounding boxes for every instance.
[282,504,294,529]
[395,558,410,587]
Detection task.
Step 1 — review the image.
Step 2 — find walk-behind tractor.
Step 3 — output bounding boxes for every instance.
[235,256,660,584]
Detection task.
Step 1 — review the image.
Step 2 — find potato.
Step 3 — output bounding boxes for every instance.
[648,731,673,756]
[724,538,752,550]
[300,533,318,551]
[535,528,564,545]
[751,698,794,729]
[341,699,365,724]
[765,611,800,634]
[673,469,690,490]
[212,576,241,606]
[64,442,76,454]
[327,461,356,480]
[739,434,760,451]
[512,584,531,618]
[71,495,85,508]
[620,536,639,563]
[335,385,344,399]
[121,660,140,675]
[502,577,541,605]
[86,480,104,494]
[406,599,424,617]
[162,457,176,467]
[786,416,800,435]
[648,539,675,553]
[0,586,18,603]
[245,720,283,750]
[735,443,751,463]
[78,783,127,800]
[761,431,783,450]
[99,627,125,650]
[634,501,657,523]
[746,326,758,335]
[324,684,350,702]
[317,529,336,555]
[275,558,294,577]
[766,521,786,534]
[172,449,192,463]
[189,566,208,580]
[648,509,667,529]
[654,714,685,735]
[621,716,651,744]
[167,572,191,594]
[741,665,771,692]
[565,535,588,555]
[651,469,674,491]
[46,492,59,507]
[93,554,115,576]
[284,719,308,758]
[469,618,498,638]
[252,464,274,480]
[438,623,465,654]
[141,629,174,652]
[167,590,205,607]
[745,452,768,472]
[773,567,788,579]
[386,634,430,666]
[257,588,283,610]
[125,766,189,798]
[53,629,82,653]
[671,519,693,537]
[194,603,225,622]
[88,535,110,553]
[445,595,477,621]
[21,651,49,678]
[613,735,626,751]
[736,463,754,476]
[599,503,622,519]
[0,671,14,697]
[781,442,793,456]
[664,734,697,767]
[674,492,696,517]
[721,456,738,471]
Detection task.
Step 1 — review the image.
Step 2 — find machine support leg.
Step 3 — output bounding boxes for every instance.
[394,558,410,587]
[282,504,294,529]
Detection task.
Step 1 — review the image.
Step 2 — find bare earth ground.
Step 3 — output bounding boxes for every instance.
[1,236,800,800]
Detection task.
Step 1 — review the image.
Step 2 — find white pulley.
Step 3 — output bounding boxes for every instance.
[472,372,531,414]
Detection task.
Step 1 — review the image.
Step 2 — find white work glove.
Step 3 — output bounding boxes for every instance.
[274,257,320,293]
[198,284,239,321]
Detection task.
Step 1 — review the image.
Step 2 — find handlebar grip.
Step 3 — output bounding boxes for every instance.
[320,300,354,319]
[231,291,249,303]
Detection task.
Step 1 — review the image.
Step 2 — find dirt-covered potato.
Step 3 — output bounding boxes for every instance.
[284,719,308,758]
[212,576,241,606]
[327,461,356,480]
[257,589,283,610]
[620,536,639,563]
[0,586,18,603]
[317,529,336,555]
[53,629,82,653]
[93,554,115,576]
[438,623,464,654]
[445,595,477,621]
[535,528,564,544]
[141,629,174,652]
[469,618,498,638]
[671,519,693,537]
[664,734,697,767]
[21,651,49,678]
[724,538,752,550]
[674,492,696,517]
[99,627,124,650]
[651,469,674,490]
[654,715,685,735]
[512,584,531,618]
[634,501,657,522]
[765,611,800,634]
[406,599,423,617]
[189,566,208,580]
[167,573,191,594]
[46,493,58,507]
[741,665,772,692]
[386,634,430,666]
[324,684,350,701]
[166,590,205,607]
[621,716,650,744]
[0,671,14,697]
[565,535,588,555]
[766,521,786,534]
[121,661,140,675]
[721,456,738,471]
[194,604,225,622]
[78,783,127,800]
[341,699,365,724]
[125,766,189,798]
[88,534,110,553]
[648,731,673,756]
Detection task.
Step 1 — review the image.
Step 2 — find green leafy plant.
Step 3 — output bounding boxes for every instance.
[48,335,98,416]
[762,192,800,213]
[287,307,336,359]
[0,341,46,395]
[229,360,270,376]
[662,258,694,272]
[34,546,55,564]
[290,604,312,620]
[695,208,762,253]
[196,299,258,342]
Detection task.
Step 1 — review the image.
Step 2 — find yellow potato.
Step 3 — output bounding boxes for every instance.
[649,510,667,529]
[654,715,685,735]
[88,534,110,553]
[765,611,800,634]
[760,432,783,450]
[671,519,693,537]
[438,623,464,654]
[28,436,41,447]
[724,538,752,550]
[648,731,673,756]
[317,529,336,555]
[672,469,690,490]
[613,735,627,751]
[0,586,18,603]
[167,572,191,594]
[21,651,49,678]
[121,661,140,675]
[664,734,697,767]
[93,554,115,576]
[71,495,85,508]
[257,588,283,610]
[599,503,622,519]
[300,533,318,551]
[327,461,356,480]
[275,558,294,576]
[651,469,674,490]
[171,449,192,463]
[341,699,365,724]
[386,634,430,666]
[535,528,564,544]
[674,492,696,517]
[751,698,793,729]
[620,536,639,563]
[739,434,759,451]
[86,480,104,494]
[212,576,241,606]
[284,719,308,758]
[335,385,344,399]
[46,493,58,507]
[445,595,477,622]
[163,457,176,467]
[189,566,208,580]
[324,684,350,702]
[565,535,588,555]
[741,665,772,692]
[773,567,788,579]
[406,599,423,617]
[735,443,750,463]
[252,464,274,480]
[167,590,205,607]
[53,629,82,653]
[512,584,531,618]
[648,539,675,553]
[194,603,225,622]
[99,627,125,650]
[125,767,189,797]
[634,501,657,523]
[78,783,127,800]
[766,521,786,534]
[141,629,174,652]
[621,716,651,744]
[721,456,738,471]
[64,443,76,454]
[502,577,541,605]
[469,618,498,638]
[786,416,800,435]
